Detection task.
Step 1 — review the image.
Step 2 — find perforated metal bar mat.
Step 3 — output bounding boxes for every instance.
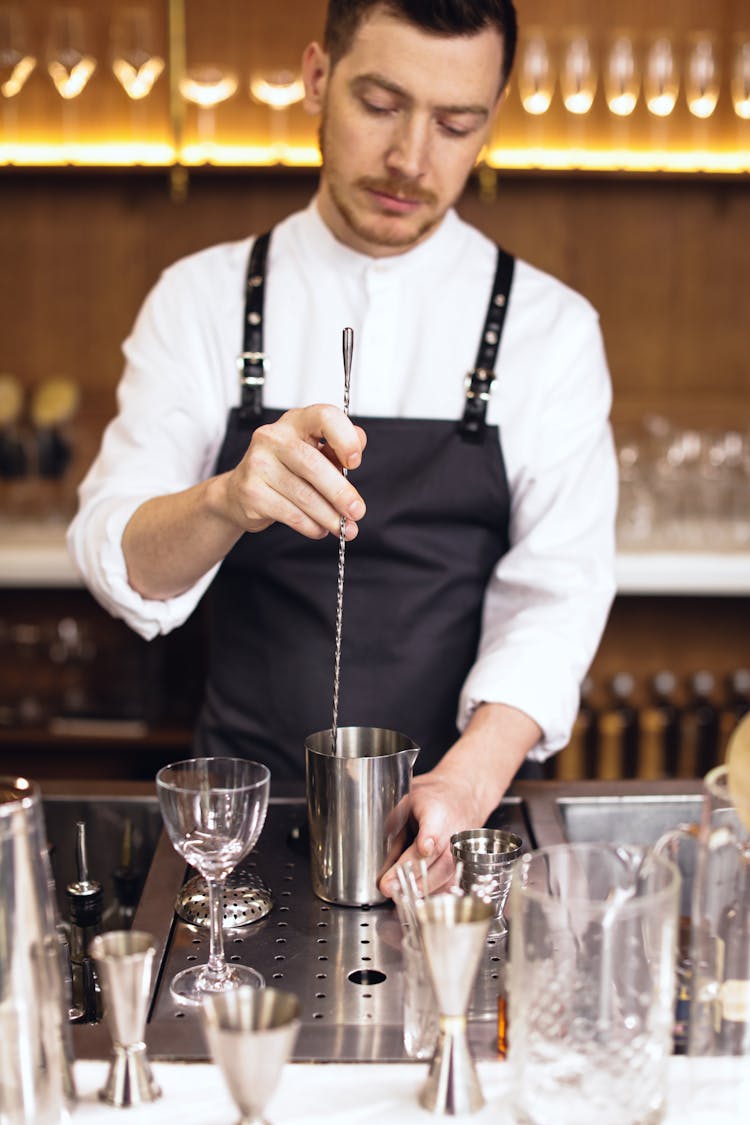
[143,796,531,1062]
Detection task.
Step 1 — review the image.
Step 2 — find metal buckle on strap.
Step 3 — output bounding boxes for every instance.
[464,367,496,402]
[236,352,267,387]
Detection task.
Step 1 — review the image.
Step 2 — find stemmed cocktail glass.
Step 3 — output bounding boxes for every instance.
[156,757,270,1006]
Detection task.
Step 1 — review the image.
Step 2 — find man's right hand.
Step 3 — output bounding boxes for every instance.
[123,403,367,601]
[222,403,367,540]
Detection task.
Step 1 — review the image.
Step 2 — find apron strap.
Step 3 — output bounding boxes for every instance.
[457,247,515,444]
[237,230,272,421]
[238,231,514,439]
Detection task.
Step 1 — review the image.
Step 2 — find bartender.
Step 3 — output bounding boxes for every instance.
[68,0,617,894]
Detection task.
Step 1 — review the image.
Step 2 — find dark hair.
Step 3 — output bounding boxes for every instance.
[323,1,518,93]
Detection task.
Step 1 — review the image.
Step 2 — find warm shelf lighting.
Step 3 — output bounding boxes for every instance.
[485,145,750,175]
[0,141,746,175]
[180,141,321,167]
[0,141,175,165]
[250,71,305,109]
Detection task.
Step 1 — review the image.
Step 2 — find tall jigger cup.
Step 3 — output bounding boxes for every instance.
[201,986,300,1125]
[414,893,494,1115]
[451,828,523,935]
[89,930,162,1107]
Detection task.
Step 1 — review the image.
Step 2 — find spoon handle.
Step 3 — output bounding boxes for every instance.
[332,327,354,753]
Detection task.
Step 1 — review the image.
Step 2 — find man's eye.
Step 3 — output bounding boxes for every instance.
[439,120,471,137]
[362,98,396,115]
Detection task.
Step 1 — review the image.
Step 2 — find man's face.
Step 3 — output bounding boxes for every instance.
[303,7,504,258]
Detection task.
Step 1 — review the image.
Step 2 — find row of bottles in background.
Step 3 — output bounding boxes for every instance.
[0,612,162,730]
[0,372,81,523]
[555,667,750,781]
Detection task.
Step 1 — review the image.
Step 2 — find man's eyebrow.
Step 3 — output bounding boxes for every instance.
[351,72,490,118]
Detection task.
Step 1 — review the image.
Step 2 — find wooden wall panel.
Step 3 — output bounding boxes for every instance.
[0,167,748,482]
[459,174,750,428]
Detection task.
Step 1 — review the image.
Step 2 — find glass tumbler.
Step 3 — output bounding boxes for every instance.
[401,928,439,1060]
[507,842,680,1125]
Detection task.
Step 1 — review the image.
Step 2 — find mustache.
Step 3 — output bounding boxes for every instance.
[357,176,437,206]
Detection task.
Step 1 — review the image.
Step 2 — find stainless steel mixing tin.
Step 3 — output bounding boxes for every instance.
[305,726,419,906]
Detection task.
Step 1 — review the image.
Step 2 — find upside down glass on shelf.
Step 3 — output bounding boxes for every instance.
[156,757,270,1006]
[0,2,36,104]
[110,5,164,102]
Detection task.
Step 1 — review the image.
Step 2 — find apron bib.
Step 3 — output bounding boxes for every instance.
[194,231,515,779]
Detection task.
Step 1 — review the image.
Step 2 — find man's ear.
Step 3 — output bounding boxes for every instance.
[302,41,330,114]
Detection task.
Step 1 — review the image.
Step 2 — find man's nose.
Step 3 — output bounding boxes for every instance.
[385,114,429,180]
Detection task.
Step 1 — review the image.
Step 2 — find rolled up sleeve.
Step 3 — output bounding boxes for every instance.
[66,256,234,639]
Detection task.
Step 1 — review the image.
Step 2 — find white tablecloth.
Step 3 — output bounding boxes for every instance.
[69,1056,749,1124]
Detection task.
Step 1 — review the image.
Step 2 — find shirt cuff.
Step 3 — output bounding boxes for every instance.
[68,498,217,640]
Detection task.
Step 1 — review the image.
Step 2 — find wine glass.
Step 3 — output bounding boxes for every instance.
[516,28,554,117]
[179,65,238,152]
[250,69,305,162]
[559,29,597,116]
[156,757,270,1006]
[46,6,96,100]
[685,32,720,120]
[0,3,36,100]
[731,36,750,120]
[644,35,679,118]
[604,31,639,118]
[110,6,164,101]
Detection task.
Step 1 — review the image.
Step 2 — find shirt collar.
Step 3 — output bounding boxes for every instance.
[296,195,464,277]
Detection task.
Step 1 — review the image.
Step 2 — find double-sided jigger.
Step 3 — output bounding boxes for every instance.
[89,930,161,1108]
[414,893,494,1116]
[450,828,523,934]
[201,987,300,1125]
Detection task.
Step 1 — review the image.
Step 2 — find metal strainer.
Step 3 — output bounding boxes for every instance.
[175,863,273,929]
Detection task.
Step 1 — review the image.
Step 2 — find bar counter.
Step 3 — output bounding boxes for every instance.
[71,1056,747,1123]
[40,778,747,1122]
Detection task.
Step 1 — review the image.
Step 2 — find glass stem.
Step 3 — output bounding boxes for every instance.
[204,876,228,985]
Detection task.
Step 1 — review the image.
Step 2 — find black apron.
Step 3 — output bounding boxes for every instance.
[194,230,515,779]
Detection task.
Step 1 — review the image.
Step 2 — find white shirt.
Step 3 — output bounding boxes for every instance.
[67,199,617,760]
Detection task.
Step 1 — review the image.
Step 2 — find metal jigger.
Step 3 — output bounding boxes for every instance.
[201,987,300,1125]
[414,893,494,1116]
[451,828,523,935]
[89,931,162,1107]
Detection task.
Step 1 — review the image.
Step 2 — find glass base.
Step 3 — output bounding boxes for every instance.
[169,963,264,1007]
